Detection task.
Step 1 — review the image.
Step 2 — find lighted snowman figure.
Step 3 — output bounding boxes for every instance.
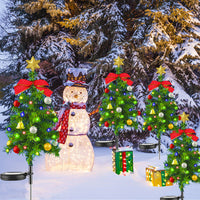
[46,69,94,172]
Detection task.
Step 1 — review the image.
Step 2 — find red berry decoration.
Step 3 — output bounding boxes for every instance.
[13,145,20,154]
[147,126,152,131]
[104,88,110,93]
[170,144,175,149]
[148,95,152,100]
[104,121,109,127]
[137,111,141,116]
[13,100,20,107]
[178,116,181,120]
[169,177,174,183]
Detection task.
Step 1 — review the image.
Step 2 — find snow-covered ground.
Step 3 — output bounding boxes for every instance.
[0,106,200,200]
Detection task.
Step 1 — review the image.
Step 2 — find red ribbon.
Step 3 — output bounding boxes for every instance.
[122,152,126,173]
[105,73,133,86]
[14,79,53,97]
[148,80,174,92]
[170,129,199,141]
[56,103,86,144]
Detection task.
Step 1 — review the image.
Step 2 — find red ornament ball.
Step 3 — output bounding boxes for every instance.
[178,116,181,120]
[22,131,26,135]
[154,125,157,128]
[154,115,156,118]
[181,144,184,147]
[46,111,50,115]
[13,100,20,107]
[104,121,109,127]
[13,145,20,154]
[148,95,152,100]
[170,144,175,149]
[112,121,115,124]
[177,177,180,180]
[169,177,174,183]
[147,126,152,131]
[137,111,141,116]
[29,101,33,105]
[104,88,110,93]
[23,146,27,150]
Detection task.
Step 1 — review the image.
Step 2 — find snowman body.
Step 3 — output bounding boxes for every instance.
[46,86,94,172]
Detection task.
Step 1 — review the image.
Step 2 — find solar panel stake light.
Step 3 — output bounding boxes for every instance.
[160,196,180,200]
[0,165,33,200]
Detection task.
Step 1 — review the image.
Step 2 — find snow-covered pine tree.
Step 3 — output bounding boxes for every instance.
[58,0,200,146]
[0,0,76,128]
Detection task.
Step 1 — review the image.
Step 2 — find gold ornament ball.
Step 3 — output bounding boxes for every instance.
[127,119,133,126]
[19,96,23,100]
[120,125,124,129]
[168,124,174,129]
[6,149,9,153]
[7,140,11,146]
[44,143,52,151]
[99,117,103,122]
[192,175,198,181]
[143,122,147,126]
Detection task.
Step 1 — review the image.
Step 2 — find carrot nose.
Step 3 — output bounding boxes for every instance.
[74,94,78,98]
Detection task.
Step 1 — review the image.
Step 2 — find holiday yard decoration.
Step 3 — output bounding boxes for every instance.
[164,113,200,200]
[143,66,179,158]
[146,166,173,187]
[46,68,94,172]
[99,56,138,147]
[112,147,134,175]
[98,56,138,175]
[5,56,60,165]
[3,56,60,200]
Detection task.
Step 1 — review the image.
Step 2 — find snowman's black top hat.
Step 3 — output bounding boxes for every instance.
[65,68,88,88]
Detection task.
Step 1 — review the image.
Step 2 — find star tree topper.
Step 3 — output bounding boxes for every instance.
[114,56,124,67]
[26,56,40,72]
[179,112,189,123]
[156,65,166,75]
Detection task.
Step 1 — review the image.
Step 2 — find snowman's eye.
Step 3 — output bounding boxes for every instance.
[71,91,73,93]
[80,92,82,94]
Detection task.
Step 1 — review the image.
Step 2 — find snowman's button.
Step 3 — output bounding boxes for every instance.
[70,128,74,132]
[69,143,73,147]
[71,112,75,116]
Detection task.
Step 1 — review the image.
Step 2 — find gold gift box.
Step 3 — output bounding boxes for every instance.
[146,166,173,187]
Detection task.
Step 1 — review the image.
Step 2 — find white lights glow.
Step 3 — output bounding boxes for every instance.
[46,85,94,172]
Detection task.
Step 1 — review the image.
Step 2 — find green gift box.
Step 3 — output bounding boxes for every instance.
[112,147,134,175]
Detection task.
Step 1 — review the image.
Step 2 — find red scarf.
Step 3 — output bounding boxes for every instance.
[56,103,86,144]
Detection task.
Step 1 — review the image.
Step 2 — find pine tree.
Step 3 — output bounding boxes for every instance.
[98,57,139,148]
[143,65,179,157]
[164,112,200,200]
[5,57,60,166]
[0,0,76,129]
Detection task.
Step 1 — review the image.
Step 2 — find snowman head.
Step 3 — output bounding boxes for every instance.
[63,86,88,103]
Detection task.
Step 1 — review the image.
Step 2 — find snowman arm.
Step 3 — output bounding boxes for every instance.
[88,102,101,116]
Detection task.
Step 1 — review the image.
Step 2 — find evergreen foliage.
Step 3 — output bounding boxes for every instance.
[5,68,60,166]
[164,121,200,200]
[1,0,200,147]
[98,57,138,147]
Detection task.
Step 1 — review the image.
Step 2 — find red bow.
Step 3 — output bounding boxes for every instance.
[170,129,199,141]
[14,79,53,97]
[56,103,86,144]
[105,73,133,86]
[148,80,174,92]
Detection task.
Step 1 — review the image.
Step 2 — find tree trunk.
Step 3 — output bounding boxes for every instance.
[29,165,33,200]
[180,190,184,200]
[158,138,161,160]
[115,135,119,150]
